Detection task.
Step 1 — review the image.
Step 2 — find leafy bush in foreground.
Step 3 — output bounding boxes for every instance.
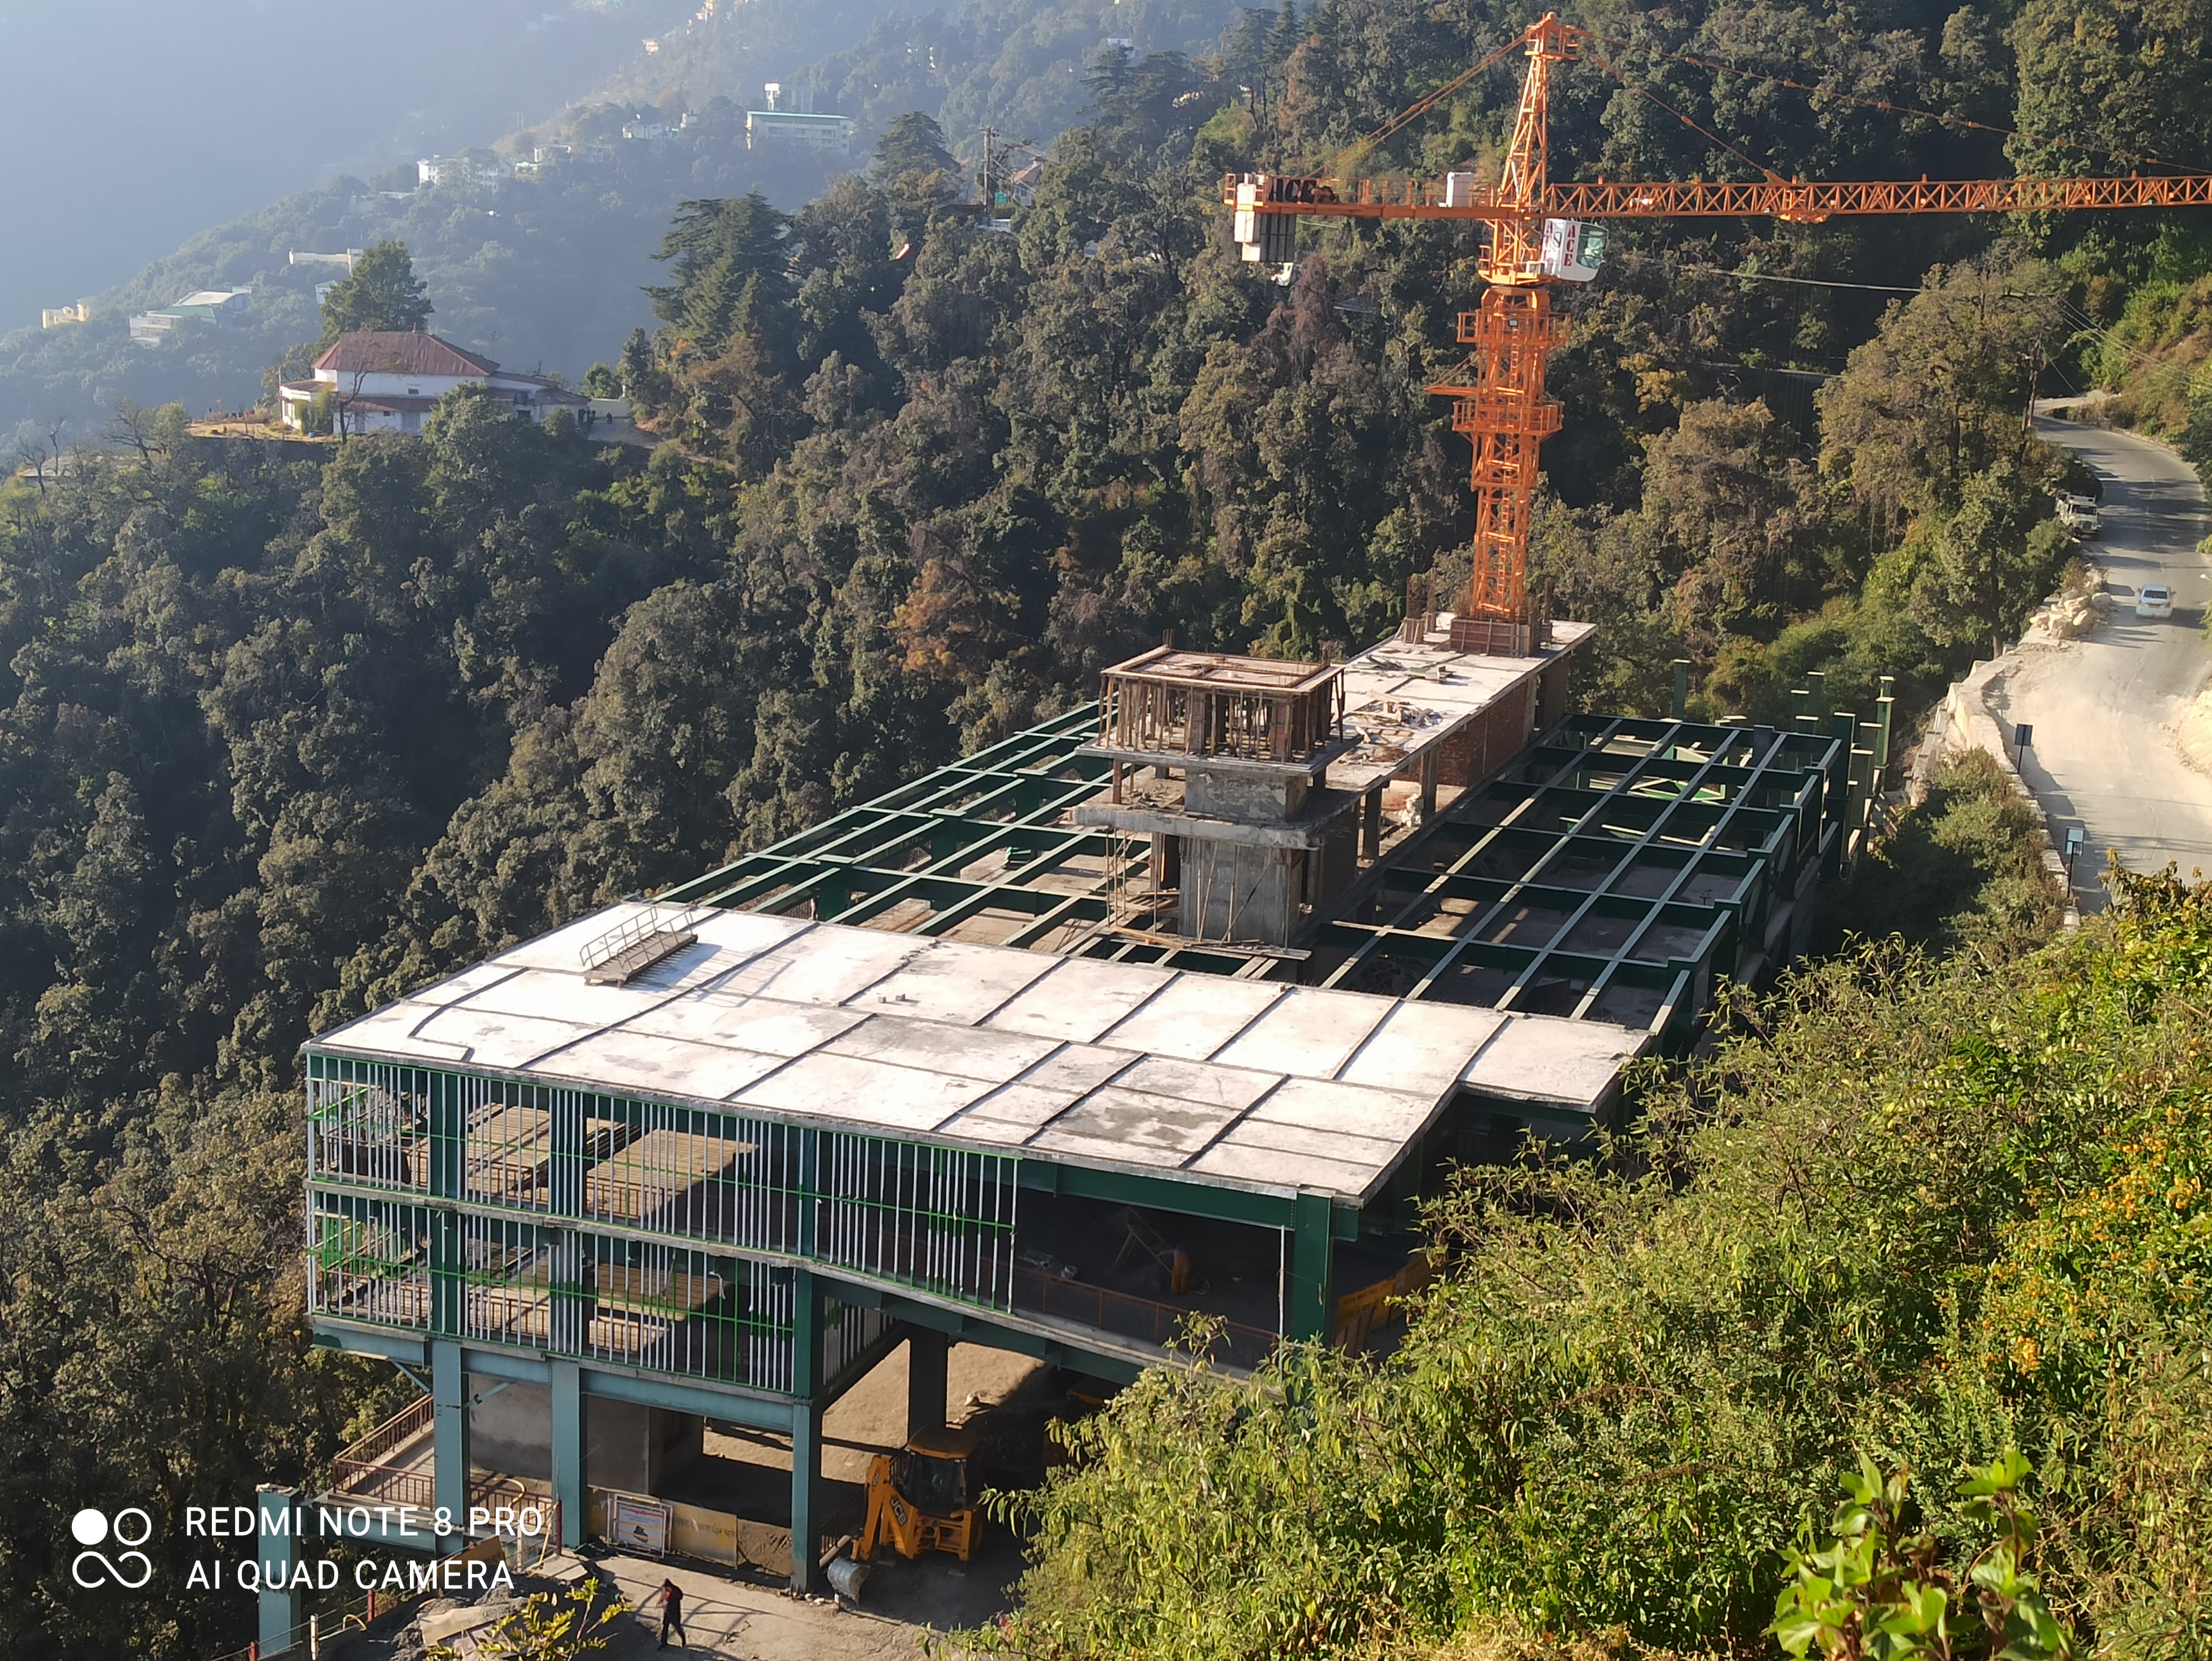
[978,873,2212,1660]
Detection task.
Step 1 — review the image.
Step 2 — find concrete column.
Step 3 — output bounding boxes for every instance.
[432,1339,470,1552]
[256,1485,300,1658]
[1288,1190,1335,1342]
[789,1269,824,1595]
[550,1359,584,1551]
[1360,786,1383,862]
[907,1328,949,1440]
[1419,749,1439,821]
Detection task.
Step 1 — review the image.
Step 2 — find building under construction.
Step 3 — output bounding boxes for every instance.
[296,611,1889,1603]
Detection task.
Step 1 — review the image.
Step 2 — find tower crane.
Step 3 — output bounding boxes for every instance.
[1227,13,2212,654]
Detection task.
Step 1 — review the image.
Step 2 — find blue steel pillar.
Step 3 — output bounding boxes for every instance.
[551,1358,585,1551]
[255,1484,299,1657]
[788,1268,824,1594]
[432,1339,470,1553]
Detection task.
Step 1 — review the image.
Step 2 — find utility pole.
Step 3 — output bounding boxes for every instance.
[981,125,995,205]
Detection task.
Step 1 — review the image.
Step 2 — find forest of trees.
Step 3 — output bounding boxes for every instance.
[3,0,2210,1652]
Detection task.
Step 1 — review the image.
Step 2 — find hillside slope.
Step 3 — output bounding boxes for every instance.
[0,0,1239,449]
[984,868,2212,1659]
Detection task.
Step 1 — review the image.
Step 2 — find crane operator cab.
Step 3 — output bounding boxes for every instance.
[856,1426,981,1563]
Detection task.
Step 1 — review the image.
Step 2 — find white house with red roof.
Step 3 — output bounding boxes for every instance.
[279,331,587,436]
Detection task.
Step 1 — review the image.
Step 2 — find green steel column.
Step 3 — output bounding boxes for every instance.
[789,1268,824,1594]
[797,1129,819,1261]
[429,1072,464,1338]
[550,1358,584,1551]
[549,1090,583,1216]
[255,1484,300,1658]
[1288,1191,1335,1342]
[907,1328,950,1438]
[432,1338,470,1554]
[1671,659,1690,720]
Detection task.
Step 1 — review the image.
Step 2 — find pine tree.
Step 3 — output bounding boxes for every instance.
[314,241,433,348]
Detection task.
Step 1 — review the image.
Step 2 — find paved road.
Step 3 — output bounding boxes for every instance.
[1993,417,2212,909]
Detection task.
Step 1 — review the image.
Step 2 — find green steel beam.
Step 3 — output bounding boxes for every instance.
[582,1367,798,1433]
[311,1320,427,1365]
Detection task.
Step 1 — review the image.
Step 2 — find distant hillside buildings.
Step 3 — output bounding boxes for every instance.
[41,302,89,330]
[129,288,252,347]
[747,83,853,154]
[278,331,586,436]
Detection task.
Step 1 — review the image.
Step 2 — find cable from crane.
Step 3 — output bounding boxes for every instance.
[1679,264,1922,292]
[1320,33,1530,180]
[1583,29,2203,174]
[1578,41,1791,185]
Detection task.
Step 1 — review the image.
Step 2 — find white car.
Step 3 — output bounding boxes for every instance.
[2137,584,2173,620]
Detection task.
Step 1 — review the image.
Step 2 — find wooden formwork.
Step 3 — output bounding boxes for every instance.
[1096,648,1344,763]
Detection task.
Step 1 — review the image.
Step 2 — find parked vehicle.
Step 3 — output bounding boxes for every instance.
[2058,495,2103,537]
[2137,583,2173,620]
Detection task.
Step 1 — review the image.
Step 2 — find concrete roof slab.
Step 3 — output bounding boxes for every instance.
[1209,1115,1401,1168]
[856,941,1058,1025]
[531,1030,784,1102]
[1036,1086,1242,1157]
[1186,1141,1383,1195]
[824,1014,1060,1083]
[308,904,1646,1207]
[1017,1044,1141,1096]
[1462,1015,1647,1108]
[727,927,929,1008]
[1109,1055,1280,1114]
[942,1082,1084,1131]
[1094,974,1287,1061]
[1338,1001,1510,1095]
[1248,1076,1437,1144]
[981,956,1177,1044]
[619,995,865,1057]
[1211,987,1391,1079]
[404,1005,599,1070]
[735,1051,997,1131]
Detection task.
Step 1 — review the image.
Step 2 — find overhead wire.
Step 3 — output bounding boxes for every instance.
[1679,265,1922,292]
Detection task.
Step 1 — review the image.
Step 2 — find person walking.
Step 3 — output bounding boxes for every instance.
[657,1577,687,1649]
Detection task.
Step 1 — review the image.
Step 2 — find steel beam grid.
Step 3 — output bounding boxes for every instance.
[1315,715,1839,1041]
[652,704,1271,974]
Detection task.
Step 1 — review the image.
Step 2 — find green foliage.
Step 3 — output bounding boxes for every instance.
[426,1576,627,1661]
[871,110,959,193]
[1772,1454,2071,1661]
[1825,751,2063,960]
[313,240,433,349]
[971,880,2212,1659]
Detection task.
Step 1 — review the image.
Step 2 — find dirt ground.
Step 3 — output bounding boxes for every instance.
[326,1340,1113,1658]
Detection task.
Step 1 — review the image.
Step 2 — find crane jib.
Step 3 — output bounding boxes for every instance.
[1223,171,2212,221]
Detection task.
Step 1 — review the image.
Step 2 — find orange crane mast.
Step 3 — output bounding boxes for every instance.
[1226,13,2212,654]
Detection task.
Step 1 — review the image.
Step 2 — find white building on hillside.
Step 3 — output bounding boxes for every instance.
[278,332,586,436]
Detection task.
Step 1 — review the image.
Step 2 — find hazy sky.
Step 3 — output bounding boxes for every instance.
[0,0,692,330]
